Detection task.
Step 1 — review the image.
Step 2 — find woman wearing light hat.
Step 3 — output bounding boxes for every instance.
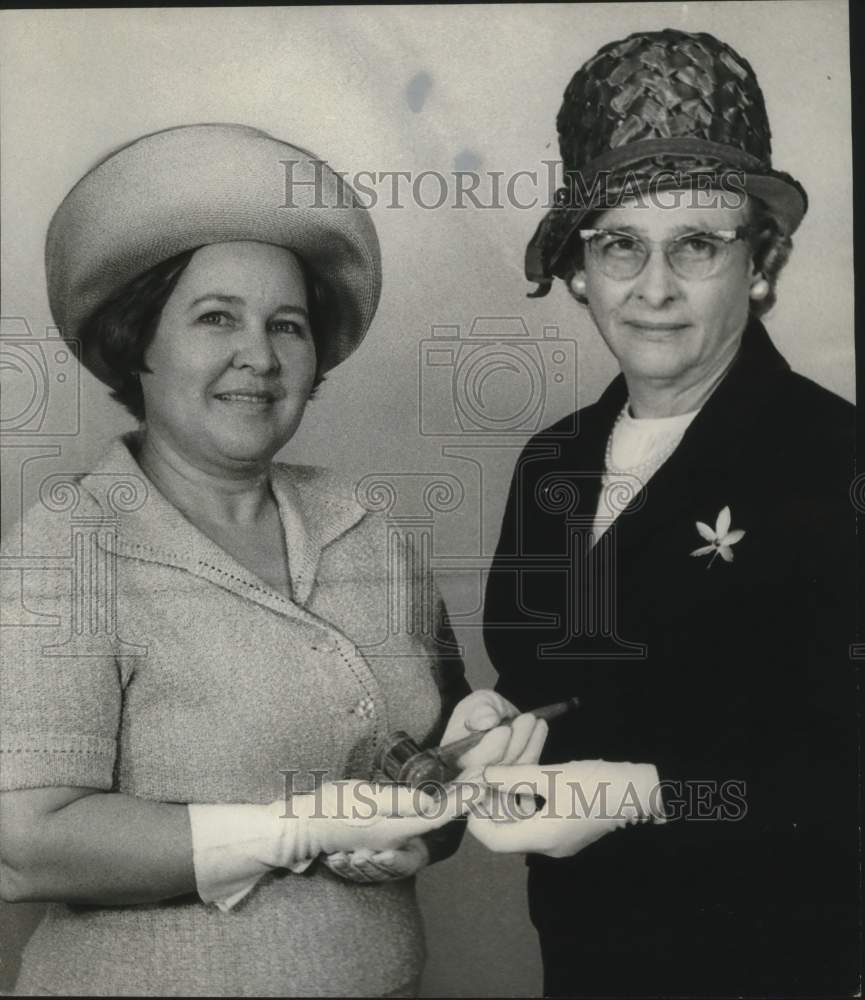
[0,124,545,997]
[472,30,858,996]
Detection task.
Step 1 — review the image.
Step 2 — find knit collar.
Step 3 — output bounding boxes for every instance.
[77,435,367,611]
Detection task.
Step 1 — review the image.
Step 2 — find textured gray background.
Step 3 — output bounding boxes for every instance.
[0,3,854,995]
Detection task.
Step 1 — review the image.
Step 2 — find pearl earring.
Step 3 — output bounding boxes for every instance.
[570,275,587,297]
[750,277,769,300]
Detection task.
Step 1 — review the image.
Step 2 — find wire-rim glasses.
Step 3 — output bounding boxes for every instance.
[578,227,752,281]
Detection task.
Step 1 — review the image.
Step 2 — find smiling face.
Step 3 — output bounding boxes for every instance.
[139,241,316,474]
[573,196,757,407]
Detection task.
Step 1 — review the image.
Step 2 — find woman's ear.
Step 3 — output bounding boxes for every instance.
[567,271,588,302]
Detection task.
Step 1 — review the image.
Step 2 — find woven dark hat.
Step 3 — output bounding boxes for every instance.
[526,29,807,296]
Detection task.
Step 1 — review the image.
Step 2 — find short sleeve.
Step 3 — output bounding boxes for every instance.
[1,512,121,791]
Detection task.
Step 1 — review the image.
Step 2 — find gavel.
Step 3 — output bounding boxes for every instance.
[375,697,580,787]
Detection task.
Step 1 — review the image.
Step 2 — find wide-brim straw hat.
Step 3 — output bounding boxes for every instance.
[46,123,382,387]
[526,30,808,296]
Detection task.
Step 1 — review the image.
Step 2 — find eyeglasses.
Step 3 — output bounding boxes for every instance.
[578,227,751,281]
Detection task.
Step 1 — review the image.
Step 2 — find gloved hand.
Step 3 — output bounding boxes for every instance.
[441,689,548,774]
[323,836,430,883]
[462,760,666,858]
[297,781,451,855]
[189,781,455,911]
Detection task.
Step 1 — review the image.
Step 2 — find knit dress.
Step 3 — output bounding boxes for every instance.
[0,436,469,997]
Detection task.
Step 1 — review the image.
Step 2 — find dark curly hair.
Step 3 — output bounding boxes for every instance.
[562,195,792,318]
[81,247,328,422]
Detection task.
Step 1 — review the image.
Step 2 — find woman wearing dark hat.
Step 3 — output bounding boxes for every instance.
[473,30,859,996]
[0,123,545,997]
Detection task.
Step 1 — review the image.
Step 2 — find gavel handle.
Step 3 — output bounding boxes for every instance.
[437,696,580,764]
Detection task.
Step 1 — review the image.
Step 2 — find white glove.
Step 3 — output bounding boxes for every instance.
[463,760,666,858]
[441,689,549,775]
[441,690,518,742]
[189,781,455,911]
[323,837,430,883]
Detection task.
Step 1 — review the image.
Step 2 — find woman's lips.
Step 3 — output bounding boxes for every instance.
[623,320,689,331]
[623,320,690,340]
[213,390,282,406]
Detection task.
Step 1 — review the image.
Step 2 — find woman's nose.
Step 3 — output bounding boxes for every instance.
[233,324,280,373]
[631,247,681,307]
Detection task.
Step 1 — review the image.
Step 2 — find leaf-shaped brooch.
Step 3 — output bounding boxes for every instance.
[690,505,745,568]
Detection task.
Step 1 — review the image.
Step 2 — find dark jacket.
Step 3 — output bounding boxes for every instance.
[484,319,860,993]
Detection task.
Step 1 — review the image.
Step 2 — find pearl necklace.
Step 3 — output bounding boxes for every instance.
[603,404,686,478]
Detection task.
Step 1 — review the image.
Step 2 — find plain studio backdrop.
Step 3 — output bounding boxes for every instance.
[0,3,854,996]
